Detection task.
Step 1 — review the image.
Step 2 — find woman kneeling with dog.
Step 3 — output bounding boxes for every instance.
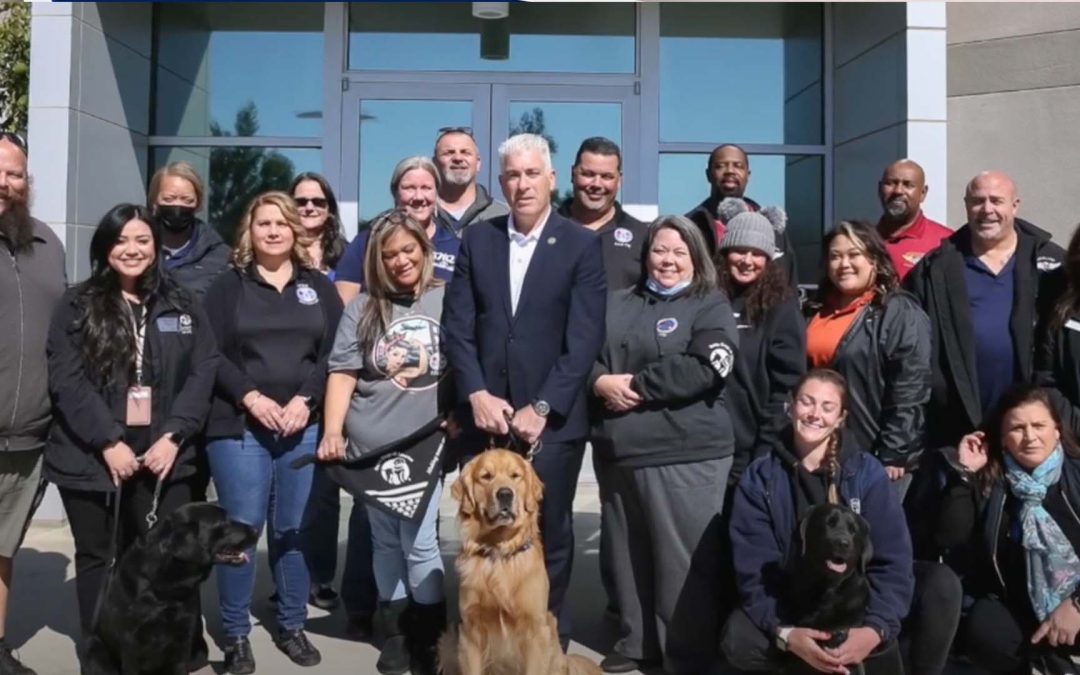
[316,209,449,675]
[722,368,913,674]
[939,384,1080,674]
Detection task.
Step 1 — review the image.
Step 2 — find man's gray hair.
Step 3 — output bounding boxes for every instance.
[498,134,552,173]
[390,156,441,197]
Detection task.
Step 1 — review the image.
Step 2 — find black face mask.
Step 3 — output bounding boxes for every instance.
[156,204,197,233]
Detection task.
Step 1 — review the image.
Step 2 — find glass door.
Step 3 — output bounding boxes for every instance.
[339,83,490,235]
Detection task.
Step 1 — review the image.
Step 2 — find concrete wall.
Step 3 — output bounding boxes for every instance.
[831,3,948,229]
[948,2,1080,243]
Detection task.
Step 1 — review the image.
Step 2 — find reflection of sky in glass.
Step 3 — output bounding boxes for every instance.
[658,154,787,215]
[209,33,323,138]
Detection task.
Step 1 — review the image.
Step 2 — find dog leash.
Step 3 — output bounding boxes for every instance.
[107,459,164,567]
[491,410,542,461]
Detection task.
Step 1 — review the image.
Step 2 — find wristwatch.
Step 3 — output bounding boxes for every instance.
[775,626,794,652]
[301,395,318,411]
[532,400,551,418]
[166,431,185,446]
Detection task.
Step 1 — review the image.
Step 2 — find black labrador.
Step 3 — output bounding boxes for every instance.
[790,502,872,650]
[83,502,258,675]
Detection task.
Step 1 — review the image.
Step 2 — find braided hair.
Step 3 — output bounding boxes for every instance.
[792,368,850,504]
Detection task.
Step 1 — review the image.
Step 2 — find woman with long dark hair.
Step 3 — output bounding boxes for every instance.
[202,192,343,673]
[45,203,219,666]
[940,385,1080,673]
[291,172,348,274]
[806,220,931,493]
[1036,222,1080,439]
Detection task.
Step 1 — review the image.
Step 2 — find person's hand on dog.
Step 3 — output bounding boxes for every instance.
[957,430,989,473]
[593,374,642,412]
[1032,598,1080,647]
[102,441,141,486]
[511,405,547,445]
[143,434,180,479]
[787,628,848,673]
[243,390,284,433]
[316,432,346,462]
[469,390,513,435]
[278,396,312,437]
[884,466,906,481]
[826,626,881,668]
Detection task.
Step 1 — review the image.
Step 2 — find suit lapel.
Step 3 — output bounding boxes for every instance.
[512,214,564,326]
[491,219,513,322]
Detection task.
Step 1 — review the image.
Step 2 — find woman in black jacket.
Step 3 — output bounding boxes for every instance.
[1037,223,1080,440]
[805,220,931,493]
[589,215,738,674]
[45,203,219,662]
[202,192,342,673]
[940,384,1080,674]
[716,206,805,486]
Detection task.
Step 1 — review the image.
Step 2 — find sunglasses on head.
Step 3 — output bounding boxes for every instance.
[294,197,328,208]
[0,132,27,155]
[437,126,473,138]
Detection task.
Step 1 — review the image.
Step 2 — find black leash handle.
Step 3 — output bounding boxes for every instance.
[493,409,542,461]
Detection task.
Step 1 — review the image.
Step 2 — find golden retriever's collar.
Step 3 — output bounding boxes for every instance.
[479,538,533,561]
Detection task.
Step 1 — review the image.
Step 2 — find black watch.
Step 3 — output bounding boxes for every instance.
[302,396,318,412]
[166,431,185,446]
[532,400,551,417]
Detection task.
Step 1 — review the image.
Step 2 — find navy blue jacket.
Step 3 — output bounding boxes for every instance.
[730,433,914,641]
[443,212,607,443]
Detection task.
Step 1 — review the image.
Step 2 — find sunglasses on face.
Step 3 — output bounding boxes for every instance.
[294,197,328,208]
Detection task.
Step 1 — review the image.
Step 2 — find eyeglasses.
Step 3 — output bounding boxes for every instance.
[437,126,473,138]
[294,197,328,208]
[0,132,27,155]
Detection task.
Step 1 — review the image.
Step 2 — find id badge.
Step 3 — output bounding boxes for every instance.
[126,386,152,427]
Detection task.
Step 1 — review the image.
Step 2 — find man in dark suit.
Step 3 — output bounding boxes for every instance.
[443,133,607,647]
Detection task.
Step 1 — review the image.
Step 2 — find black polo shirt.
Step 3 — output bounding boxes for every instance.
[558,199,647,292]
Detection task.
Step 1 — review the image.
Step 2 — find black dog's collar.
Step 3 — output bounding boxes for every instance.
[480,538,533,561]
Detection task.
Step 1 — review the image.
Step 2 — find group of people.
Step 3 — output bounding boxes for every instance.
[2,120,1080,675]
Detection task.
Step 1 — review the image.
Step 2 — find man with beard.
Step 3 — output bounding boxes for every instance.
[685,144,798,283]
[876,160,951,281]
[0,133,64,675]
[557,137,645,293]
[147,162,230,299]
[905,172,1064,559]
[432,127,508,236]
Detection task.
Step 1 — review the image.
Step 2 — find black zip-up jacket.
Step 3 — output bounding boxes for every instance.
[906,219,1064,449]
[814,290,931,469]
[686,195,798,284]
[557,199,648,293]
[44,285,220,492]
[727,292,805,483]
[1035,270,1080,440]
[202,266,341,439]
[937,454,1080,602]
[588,285,738,467]
[163,220,230,299]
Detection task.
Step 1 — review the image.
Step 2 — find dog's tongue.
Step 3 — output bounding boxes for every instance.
[826,560,848,574]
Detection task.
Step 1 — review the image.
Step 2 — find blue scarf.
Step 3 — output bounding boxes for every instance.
[645,278,691,297]
[1004,446,1080,620]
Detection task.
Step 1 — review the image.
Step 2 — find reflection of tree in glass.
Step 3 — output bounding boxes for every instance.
[209,102,296,244]
[509,107,572,206]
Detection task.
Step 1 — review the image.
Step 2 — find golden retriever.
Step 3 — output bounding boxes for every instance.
[438,449,601,675]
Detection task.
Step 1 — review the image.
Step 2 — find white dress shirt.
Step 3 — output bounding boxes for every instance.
[507,207,552,315]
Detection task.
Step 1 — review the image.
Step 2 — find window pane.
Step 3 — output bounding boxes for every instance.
[349,3,634,73]
[151,146,322,244]
[658,153,823,283]
[153,4,324,137]
[506,102,621,205]
[357,100,473,221]
[659,3,823,144]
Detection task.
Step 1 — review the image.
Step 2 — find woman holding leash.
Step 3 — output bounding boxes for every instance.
[589,215,739,674]
[939,384,1080,674]
[722,368,914,674]
[317,209,450,675]
[203,191,342,673]
[45,203,219,667]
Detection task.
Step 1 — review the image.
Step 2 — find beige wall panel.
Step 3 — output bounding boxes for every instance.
[949,30,1080,97]
[948,2,1080,44]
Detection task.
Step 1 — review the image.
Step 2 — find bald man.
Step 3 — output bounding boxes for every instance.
[876,160,951,280]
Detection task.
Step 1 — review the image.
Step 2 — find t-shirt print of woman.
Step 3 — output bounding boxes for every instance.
[371,315,445,391]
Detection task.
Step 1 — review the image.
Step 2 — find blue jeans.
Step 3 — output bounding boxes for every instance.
[367,481,445,605]
[207,425,317,637]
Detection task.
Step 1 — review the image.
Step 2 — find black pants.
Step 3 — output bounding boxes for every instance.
[965,596,1080,674]
[461,439,585,645]
[721,608,904,675]
[900,560,963,675]
[59,476,205,661]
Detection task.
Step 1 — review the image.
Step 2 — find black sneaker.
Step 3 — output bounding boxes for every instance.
[222,636,255,675]
[275,629,321,667]
[309,584,340,610]
[0,643,34,675]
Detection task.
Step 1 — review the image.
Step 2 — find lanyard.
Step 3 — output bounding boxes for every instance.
[124,301,146,385]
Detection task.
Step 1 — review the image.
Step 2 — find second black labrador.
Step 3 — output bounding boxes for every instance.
[83,502,258,675]
[790,502,873,650]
